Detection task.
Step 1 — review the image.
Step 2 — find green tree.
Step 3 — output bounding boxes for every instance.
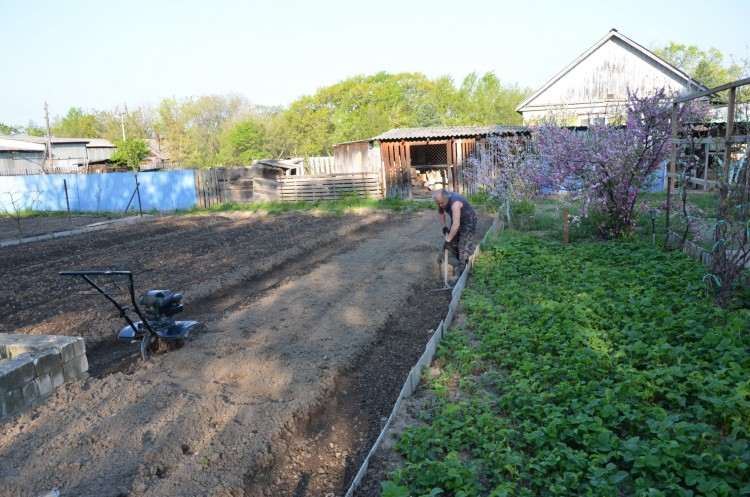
[281,72,433,156]
[184,94,250,167]
[217,115,271,164]
[654,42,748,88]
[96,106,153,143]
[51,107,98,137]
[111,138,150,171]
[23,121,46,137]
[453,72,530,125]
[0,123,22,135]
[152,97,195,166]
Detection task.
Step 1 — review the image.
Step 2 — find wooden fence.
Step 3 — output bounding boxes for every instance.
[253,173,381,201]
[665,229,715,266]
[194,169,227,208]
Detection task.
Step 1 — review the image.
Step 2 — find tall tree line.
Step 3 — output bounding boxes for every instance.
[2,41,745,168]
[0,71,531,168]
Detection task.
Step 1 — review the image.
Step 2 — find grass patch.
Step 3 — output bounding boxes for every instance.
[181,197,431,216]
[382,233,750,496]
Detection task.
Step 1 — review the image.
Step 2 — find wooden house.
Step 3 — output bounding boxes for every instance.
[515,29,708,125]
[372,126,529,199]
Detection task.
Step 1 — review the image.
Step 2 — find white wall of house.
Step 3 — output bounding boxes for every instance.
[517,30,706,125]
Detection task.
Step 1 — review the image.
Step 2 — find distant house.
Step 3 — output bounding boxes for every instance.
[516,29,708,124]
[0,136,91,175]
[139,137,170,171]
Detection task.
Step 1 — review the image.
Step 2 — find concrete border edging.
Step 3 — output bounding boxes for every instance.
[344,220,497,496]
[0,215,155,248]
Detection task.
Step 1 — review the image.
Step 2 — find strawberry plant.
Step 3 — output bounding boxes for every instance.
[382,233,749,496]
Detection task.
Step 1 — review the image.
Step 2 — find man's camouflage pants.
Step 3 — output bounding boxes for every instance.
[455,214,477,273]
[442,214,477,275]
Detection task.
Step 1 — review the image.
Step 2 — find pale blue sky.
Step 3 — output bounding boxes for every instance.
[1,0,748,126]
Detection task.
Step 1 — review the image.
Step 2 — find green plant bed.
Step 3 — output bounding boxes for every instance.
[185,197,430,215]
[382,233,750,497]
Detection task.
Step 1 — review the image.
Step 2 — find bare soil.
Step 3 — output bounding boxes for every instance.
[0,209,490,497]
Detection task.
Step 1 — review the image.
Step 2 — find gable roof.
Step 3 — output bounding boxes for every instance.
[516,29,708,115]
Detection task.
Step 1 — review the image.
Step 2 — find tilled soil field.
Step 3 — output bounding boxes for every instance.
[0,209,490,497]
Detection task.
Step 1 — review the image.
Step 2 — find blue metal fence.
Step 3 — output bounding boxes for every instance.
[0,171,198,213]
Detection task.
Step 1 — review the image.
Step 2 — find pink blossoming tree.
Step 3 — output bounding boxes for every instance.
[528,88,708,240]
[464,131,546,225]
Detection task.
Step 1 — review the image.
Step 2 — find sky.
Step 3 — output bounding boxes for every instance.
[1,0,748,127]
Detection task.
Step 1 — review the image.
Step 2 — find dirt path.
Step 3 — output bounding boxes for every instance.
[0,209,490,497]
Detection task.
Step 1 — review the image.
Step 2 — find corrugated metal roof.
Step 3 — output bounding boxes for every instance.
[0,145,44,152]
[0,135,91,144]
[86,138,115,148]
[372,125,529,141]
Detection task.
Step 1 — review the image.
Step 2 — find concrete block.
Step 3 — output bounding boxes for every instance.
[33,349,63,376]
[79,354,89,375]
[50,367,65,389]
[35,374,54,398]
[59,337,83,364]
[0,395,5,417]
[4,388,25,416]
[21,379,39,404]
[0,356,35,392]
[72,338,86,358]
[63,355,88,382]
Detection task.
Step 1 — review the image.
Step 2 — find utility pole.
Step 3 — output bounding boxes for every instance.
[119,112,126,141]
[44,101,52,174]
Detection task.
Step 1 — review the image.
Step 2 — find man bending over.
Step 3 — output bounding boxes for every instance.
[433,189,477,282]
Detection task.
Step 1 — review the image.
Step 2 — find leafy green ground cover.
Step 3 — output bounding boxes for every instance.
[382,234,749,496]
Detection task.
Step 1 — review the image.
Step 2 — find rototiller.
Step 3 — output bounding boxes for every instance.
[59,270,199,361]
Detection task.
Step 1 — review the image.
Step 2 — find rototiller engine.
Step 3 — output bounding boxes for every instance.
[59,270,199,361]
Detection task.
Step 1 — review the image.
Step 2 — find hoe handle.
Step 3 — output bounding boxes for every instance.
[444,248,449,285]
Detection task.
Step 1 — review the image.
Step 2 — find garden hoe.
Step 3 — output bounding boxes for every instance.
[433,248,453,292]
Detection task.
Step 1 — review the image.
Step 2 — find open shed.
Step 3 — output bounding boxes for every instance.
[372,125,529,199]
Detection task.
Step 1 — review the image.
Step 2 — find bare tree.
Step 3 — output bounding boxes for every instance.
[0,190,43,237]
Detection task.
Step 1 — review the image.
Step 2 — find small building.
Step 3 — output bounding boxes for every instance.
[333,140,380,174]
[515,29,708,125]
[85,138,116,173]
[0,142,46,175]
[372,126,529,199]
[0,136,91,174]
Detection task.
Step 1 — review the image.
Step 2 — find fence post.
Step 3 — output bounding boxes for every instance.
[63,179,73,226]
[563,209,569,247]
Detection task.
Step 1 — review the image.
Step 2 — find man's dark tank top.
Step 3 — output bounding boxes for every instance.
[438,192,476,225]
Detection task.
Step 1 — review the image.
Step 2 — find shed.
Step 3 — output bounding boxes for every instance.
[85,139,116,170]
[251,158,303,179]
[372,125,529,199]
[333,140,380,174]
[0,142,46,175]
[0,135,90,174]
[516,29,708,124]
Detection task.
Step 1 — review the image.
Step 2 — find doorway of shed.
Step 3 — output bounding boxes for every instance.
[410,143,452,199]
[412,166,450,199]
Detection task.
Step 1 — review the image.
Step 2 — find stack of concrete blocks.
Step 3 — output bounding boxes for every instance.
[0,334,88,419]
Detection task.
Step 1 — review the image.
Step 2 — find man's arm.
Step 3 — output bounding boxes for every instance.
[446,201,463,241]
